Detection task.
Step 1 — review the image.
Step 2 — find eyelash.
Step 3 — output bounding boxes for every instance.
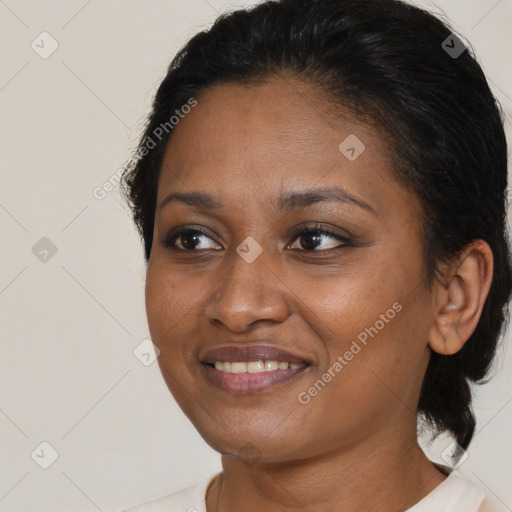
[161,223,354,254]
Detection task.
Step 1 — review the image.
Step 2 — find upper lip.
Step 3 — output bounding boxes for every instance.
[200,344,311,364]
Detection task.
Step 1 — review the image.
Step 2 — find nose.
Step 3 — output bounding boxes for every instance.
[205,247,290,332]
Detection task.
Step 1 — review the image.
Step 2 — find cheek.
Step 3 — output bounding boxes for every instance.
[145,257,218,379]
[145,259,198,337]
[144,260,205,410]
[145,261,193,383]
[317,287,431,421]
[303,255,430,401]
[145,267,171,342]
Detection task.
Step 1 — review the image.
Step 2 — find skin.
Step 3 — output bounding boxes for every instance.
[144,76,493,512]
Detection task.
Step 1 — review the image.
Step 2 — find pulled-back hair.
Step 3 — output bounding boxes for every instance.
[121,0,512,450]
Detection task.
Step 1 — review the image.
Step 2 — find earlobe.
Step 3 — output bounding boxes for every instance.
[428,311,465,356]
[442,329,463,355]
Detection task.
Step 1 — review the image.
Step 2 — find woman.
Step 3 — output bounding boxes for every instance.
[121,0,511,510]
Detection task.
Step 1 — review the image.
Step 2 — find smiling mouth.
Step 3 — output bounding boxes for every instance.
[202,360,310,393]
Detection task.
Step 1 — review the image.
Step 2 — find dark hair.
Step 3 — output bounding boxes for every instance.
[121,0,512,450]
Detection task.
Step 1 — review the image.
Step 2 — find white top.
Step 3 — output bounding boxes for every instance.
[123,469,498,512]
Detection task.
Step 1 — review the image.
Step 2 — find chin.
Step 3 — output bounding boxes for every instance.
[194,420,317,466]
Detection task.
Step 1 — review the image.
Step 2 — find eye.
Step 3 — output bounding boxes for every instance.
[288,223,353,252]
[161,223,354,253]
[161,227,221,251]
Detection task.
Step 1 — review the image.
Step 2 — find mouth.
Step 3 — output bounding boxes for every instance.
[200,344,312,394]
[202,361,310,393]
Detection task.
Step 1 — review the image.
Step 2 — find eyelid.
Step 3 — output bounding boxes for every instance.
[290,221,352,240]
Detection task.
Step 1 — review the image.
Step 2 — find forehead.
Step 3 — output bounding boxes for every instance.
[157,77,413,218]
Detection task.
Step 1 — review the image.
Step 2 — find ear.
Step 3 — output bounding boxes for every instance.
[428,240,493,356]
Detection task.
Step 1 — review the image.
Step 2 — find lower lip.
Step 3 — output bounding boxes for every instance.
[202,364,309,393]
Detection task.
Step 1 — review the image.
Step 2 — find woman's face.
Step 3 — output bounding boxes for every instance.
[145,77,436,463]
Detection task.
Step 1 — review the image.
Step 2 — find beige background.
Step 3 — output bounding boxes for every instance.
[1,1,511,511]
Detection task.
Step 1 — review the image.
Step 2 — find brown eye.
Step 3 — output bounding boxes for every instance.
[289,225,353,252]
[161,227,222,251]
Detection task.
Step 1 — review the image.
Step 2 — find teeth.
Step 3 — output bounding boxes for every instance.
[265,360,279,371]
[247,361,264,373]
[231,362,247,373]
[212,360,305,373]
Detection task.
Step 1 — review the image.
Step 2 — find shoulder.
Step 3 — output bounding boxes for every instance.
[478,488,509,512]
[121,472,220,512]
[406,471,489,512]
[443,469,509,512]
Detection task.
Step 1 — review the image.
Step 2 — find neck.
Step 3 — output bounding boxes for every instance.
[206,427,446,512]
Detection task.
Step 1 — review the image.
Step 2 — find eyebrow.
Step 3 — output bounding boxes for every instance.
[159,186,376,215]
